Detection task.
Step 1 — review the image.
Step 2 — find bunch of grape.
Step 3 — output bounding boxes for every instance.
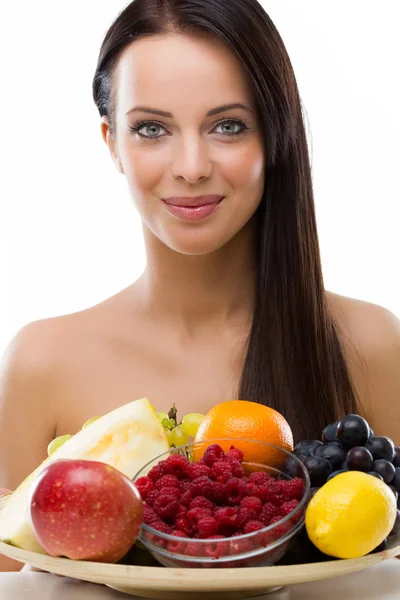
[291,414,400,541]
[157,405,205,447]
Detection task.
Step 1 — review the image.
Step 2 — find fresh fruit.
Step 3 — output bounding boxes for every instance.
[372,459,395,484]
[366,436,396,462]
[392,468,400,492]
[0,397,168,553]
[305,471,397,558]
[315,442,347,470]
[171,425,189,446]
[321,422,338,443]
[336,414,370,449]
[293,440,323,458]
[29,460,143,562]
[302,456,332,487]
[393,447,400,468]
[181,413,205,437]
[138,443,306,545]
[47,435,72,456]
[345,446,373,472]
[193,400,293,465]
[82,416,101,429]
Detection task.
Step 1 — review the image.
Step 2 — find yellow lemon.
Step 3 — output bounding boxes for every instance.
[306,471,396,559]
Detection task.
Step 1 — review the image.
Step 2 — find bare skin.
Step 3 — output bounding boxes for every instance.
[1,32,400,572]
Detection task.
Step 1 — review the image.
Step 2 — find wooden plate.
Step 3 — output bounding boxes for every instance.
[1,495,399,599]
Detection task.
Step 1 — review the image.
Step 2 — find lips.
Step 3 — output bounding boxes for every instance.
[162,195,224,207]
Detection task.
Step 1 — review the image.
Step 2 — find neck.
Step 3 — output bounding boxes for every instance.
[136,219,257,340]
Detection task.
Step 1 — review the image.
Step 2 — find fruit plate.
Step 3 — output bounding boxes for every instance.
[1,497,400,599]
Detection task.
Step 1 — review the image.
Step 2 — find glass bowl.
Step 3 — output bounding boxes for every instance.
[132,438,310,568]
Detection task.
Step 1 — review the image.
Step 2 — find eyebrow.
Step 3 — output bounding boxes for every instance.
[125,103,255,118]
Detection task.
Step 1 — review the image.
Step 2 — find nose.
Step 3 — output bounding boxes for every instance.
[171,133,213,183]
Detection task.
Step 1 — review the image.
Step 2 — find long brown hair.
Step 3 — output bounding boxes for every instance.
[92,0,359,442]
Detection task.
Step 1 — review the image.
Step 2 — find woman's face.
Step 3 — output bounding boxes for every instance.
[102,33,265,255]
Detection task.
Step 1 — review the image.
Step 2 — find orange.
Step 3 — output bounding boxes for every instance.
[193,400,294,466]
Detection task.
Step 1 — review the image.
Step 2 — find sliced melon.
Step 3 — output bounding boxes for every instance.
[0,397,168,553]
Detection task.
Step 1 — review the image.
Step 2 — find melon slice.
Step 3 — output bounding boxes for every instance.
[0,397,168,553]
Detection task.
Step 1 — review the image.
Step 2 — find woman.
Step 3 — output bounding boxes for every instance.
[0,0,399,571]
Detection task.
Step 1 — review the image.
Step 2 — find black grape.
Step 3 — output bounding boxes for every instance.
[346,446,374,472]
[303,456,332,487]
[315,442,347,470]
[372,459,395,484]
[322,422,338,443]
[366,436,395,462]
[336,414,370,449]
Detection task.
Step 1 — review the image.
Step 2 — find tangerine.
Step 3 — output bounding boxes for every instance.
[193,400,294,466]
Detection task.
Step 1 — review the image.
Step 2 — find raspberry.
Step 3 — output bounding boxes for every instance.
[165,454,190,478]
[154,474,181,490]
[230,534,253,555]
[240,496,262,515]
[280,499,299,517]
[152,520,172,534]
[190,496,215,511]
[180,479,192,493]
[197,516,219,538]
[270,515,283,525]
[225,477,248,505]
[144,489,159,507]
[190,476,214,498]
[143,505,159,526]
[260,502,280,525]
[280,478,304,501]
[226,446,244,463]
[148,462,168,482]
[243,520,265,534]
[225,458,244,478]
[214,506,241,534]
[186,463,212,480]
[211,460,233,483]
[268,515,291,539]
[237,506,259,528]
[187,507,213,530]
[135,476,154,500]
[159,486,181,500]
[180,490,193,507]
[208,481,226,503]
[246,482,259,496]
[204,535,229,558]
[248,471,271,485]
[153,494,180,521]
[268,480,285,507]
[185,541,203,557]
[202,444,225,466]
[167,530,188,554]
[175,517,192,536]
[176,505,188,519]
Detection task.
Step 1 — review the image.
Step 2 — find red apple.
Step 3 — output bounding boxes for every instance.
[29,459,143,562]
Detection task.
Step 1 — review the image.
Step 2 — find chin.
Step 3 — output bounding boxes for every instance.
[163,231,232,256]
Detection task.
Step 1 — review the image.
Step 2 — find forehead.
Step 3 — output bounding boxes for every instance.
[114,33,254,117]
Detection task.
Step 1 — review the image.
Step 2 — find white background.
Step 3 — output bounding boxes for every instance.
[1,1,399,355]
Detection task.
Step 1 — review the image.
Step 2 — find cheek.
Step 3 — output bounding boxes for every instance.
[122,149,165,197]
[221,143,265,193]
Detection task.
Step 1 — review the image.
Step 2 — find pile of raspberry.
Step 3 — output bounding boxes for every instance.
[135,444,304,549]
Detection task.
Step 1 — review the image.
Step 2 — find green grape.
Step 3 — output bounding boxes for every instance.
[47,434,72,456]
[181,413,205,437]
[165,429,174,447]
[161,418,176,430]
[171,426,189,447]
[156,411,169,423]
[82,416,101,429]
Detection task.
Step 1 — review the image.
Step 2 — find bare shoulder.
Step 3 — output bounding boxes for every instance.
[326,291,400,443]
